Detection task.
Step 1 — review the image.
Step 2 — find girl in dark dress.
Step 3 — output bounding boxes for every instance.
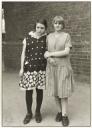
[19,19,47,124]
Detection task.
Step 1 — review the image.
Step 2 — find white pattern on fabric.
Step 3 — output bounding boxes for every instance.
[19,70,46,90]
[19,31,47,90]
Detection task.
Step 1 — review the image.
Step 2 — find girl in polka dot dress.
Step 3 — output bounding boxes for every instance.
[19,19,47,124]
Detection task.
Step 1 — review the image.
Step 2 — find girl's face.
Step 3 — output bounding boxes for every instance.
[36,23,46,36]
[53,21,63,32]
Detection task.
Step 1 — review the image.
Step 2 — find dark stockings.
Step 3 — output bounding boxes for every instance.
[36,88,43,113]
[26,89,43,114]
[26,90,33,114]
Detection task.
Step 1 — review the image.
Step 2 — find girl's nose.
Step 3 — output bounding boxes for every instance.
[56,23,59,25]
[56,24,59,27]
[39,29,41,32]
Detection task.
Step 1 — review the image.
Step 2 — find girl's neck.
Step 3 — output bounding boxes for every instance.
[54,30,64,34]
[35,32,41,37]
[35,32,46,39]
[54,31,64,38]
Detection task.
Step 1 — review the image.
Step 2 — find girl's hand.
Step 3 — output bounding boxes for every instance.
[19,69,24,77]
[47,58,56,66]
[44,51,51,58]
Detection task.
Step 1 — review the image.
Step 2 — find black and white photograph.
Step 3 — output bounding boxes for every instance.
[2,1,91,127]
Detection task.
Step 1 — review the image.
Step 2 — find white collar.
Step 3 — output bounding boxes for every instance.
[29,31,47,39]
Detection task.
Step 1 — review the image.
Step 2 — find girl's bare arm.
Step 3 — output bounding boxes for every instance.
[50,47,70,57]
[44,47,70,58]
[20,39,26,70]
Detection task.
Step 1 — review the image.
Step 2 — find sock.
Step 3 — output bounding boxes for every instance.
[62,98,68,117]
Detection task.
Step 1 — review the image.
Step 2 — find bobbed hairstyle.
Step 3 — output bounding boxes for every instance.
[34,19,48,30]
[52,16,65,29]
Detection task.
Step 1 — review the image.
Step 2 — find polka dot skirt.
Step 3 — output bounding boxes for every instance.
[19,70,46,90]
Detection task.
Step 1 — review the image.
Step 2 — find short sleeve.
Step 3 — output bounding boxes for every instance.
[22,38,26,45]
[65,34,72,48]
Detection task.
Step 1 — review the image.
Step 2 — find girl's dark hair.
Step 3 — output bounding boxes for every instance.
[34,19,48,30]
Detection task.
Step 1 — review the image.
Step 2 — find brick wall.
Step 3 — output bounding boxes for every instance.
[70,42,90,76]
[3,2,91,80]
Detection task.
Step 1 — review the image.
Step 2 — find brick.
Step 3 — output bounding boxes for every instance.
[2,2,91,77]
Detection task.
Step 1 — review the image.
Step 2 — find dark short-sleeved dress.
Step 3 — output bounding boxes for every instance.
[19,31,47,90]
[46,32,74,98]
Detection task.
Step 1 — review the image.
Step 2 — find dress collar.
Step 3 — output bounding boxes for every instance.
[29,31,47,39]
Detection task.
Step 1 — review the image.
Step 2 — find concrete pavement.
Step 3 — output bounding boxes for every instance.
[2,71,91,127]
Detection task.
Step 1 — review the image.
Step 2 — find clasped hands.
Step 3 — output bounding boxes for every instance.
[44,51,56,65]
[44,51,52,58]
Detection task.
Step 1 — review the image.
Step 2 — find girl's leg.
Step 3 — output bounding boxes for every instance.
[61,98,68,116]
[55,96,62,112]
[23,90,33,124]
[26,90,33,114]
[36,88,43,113]
[61,98,69,126]
[55,96,62,122]
[35,88,43,123]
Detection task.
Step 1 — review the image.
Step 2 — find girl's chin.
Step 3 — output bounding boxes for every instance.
[36,32,42,36]
[55,30,62,32]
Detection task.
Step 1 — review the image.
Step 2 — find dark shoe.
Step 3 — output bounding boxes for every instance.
[23,113,33,124]
[62,116,69,126]
[35,112,42,123]
[55,112,62,122]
